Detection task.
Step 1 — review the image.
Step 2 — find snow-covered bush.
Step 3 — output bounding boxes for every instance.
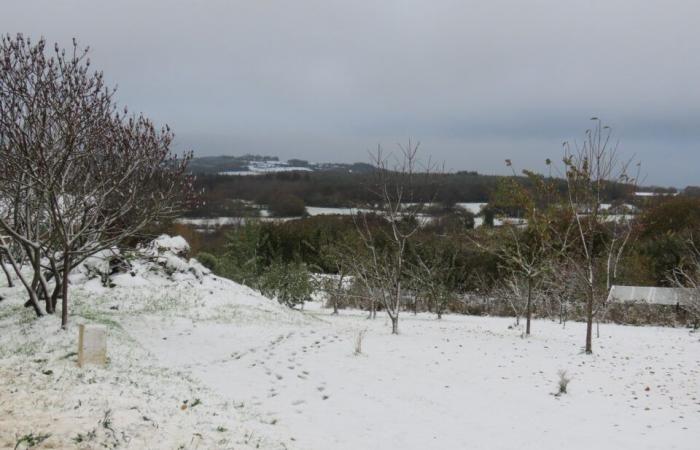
[79,249,132,287]
[148,235,191,258]
[143,235,209,282]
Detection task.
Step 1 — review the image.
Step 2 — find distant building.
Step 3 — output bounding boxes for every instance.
[633,191,678,198]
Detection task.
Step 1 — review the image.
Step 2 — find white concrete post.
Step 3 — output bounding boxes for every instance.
[78,324,107,367]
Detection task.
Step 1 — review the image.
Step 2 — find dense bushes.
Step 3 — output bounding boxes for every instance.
[173,192,700,327]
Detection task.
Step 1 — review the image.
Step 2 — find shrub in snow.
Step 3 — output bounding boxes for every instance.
[258,261,314,308]
[195,252,219,272]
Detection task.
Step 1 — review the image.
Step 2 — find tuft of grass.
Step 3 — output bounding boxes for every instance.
[100,409,113,428]
[14,432,51,449]
[555,370,572,396]
[60,351,78,360]
[72,429,96,444]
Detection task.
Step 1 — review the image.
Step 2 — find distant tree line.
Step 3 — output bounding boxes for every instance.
[184,168,648,218]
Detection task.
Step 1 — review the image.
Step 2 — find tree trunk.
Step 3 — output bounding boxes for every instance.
[0,257,13,287]
[5,251,42,316]
[585,285,594,354]
[28,249,52,314]
[559,302,563,324]
[526,276,532,335]
[332,274,343,315]
[50,277,62,312]
[391,315,399,334]
[61,253,71,329]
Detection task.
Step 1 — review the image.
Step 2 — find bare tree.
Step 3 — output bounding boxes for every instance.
[489,272,531,327]
[558,118,637,353]
[540,259,580,327]
[351,142,438,334]
[0,34,194,327]
[472,169,555,335]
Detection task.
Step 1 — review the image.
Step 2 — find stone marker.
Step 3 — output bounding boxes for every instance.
[78,324,107,367]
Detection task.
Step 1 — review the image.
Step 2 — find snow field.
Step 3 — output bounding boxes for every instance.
[1,235,698,449]
[131,307,700,450]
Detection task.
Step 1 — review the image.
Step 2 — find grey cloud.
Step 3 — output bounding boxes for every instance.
[2,0,698,186]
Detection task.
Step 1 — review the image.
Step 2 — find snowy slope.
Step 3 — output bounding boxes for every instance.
[0,235,300,450]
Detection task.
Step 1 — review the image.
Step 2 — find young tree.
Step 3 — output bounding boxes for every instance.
[474,170,556,335]
[490,272,529,326]
[495,226,549,335]
[540,259,580,327]
[558,118,637,353]
[351,142,438,334]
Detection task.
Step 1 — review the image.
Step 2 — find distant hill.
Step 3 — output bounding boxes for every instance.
[188,155,375,175]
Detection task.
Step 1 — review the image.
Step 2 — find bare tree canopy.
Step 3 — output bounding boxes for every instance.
[0,34,195,327]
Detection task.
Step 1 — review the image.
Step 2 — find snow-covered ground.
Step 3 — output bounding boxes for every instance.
[2,237,698,449]
[176,203,495,228]
[129,306,700,450]
[0,238,301,450]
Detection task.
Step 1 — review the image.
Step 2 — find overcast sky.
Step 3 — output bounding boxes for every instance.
[3,1,699,186]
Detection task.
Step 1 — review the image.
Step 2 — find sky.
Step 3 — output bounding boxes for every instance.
[2,0,699,186]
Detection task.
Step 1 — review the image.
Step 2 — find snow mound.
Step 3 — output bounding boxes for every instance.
[67,235,304,325]
[148,234,191,257]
